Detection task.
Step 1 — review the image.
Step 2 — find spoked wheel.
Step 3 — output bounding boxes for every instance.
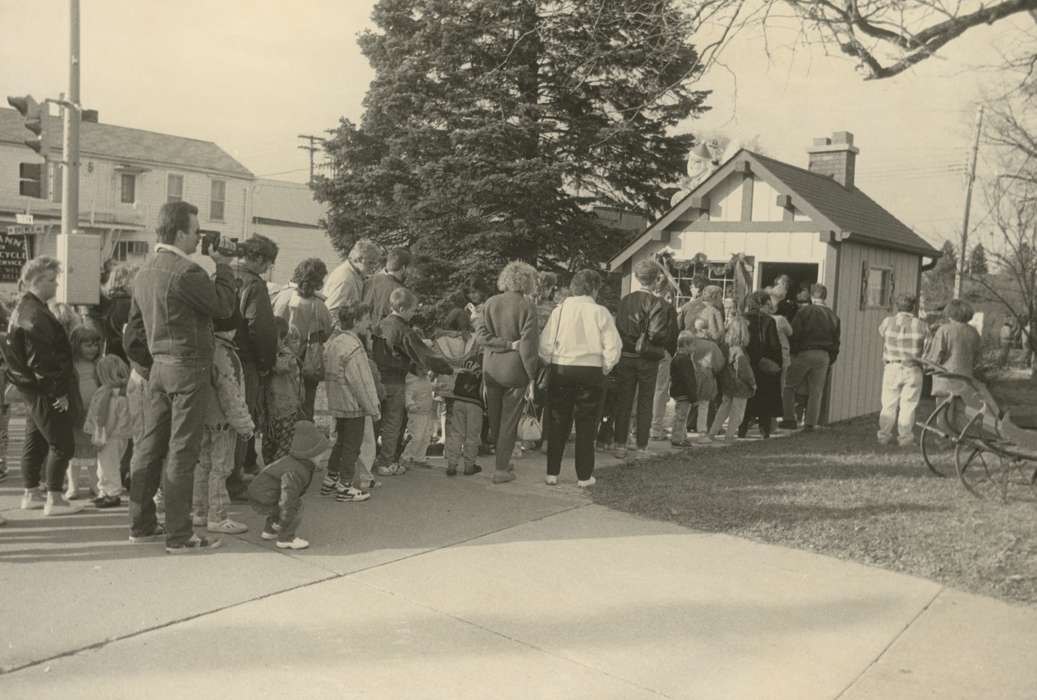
[921,402,956,477]
[955,442,1012,502]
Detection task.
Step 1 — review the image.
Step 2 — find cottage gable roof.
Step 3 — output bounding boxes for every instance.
[609,147,939,270]
[0,108,253,178]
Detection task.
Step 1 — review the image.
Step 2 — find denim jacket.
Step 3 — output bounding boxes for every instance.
[128,249,237,364]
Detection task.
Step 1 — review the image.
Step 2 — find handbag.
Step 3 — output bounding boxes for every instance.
[517,399,543,442]
[300,332,325,382]
[533,300,566,405]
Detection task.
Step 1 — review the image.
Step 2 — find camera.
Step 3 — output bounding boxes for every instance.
[199,230,245,257]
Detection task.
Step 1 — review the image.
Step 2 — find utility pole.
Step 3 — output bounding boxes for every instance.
[955,104,983,299]
[62,0,80,237]
[297,134,325,183]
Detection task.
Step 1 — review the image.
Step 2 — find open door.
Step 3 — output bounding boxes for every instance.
[757,262,818,300]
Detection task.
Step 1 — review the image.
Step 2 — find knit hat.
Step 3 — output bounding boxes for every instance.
[289,420,330,460]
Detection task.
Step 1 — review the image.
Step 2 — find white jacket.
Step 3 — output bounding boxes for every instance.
[538,296,621,372]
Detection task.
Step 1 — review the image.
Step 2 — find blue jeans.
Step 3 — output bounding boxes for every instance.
[376,381,407,466]
[129,359,212,546]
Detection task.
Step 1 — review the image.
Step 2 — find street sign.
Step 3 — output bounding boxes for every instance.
[0,229,31,282]
[15,213,33,224]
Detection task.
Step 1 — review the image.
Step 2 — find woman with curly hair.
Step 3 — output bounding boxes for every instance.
[475,261,541,484]
[273,258,333,420]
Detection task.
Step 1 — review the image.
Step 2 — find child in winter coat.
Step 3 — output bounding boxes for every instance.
[82,355,133,508]
[263,318,303,463]
[690,318,726,440]
[321,303,379,502]
[434,308,484,477]
[669,331,698,447]
[248,420,330,550]
[709,318,757,440]
[66,326,103,500]
[192,329,255,535]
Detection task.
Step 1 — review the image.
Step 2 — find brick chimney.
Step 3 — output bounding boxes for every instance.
[807,131,858,189]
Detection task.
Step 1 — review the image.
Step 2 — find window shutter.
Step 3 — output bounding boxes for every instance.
[860,259,869,311]
[888,270,896,309]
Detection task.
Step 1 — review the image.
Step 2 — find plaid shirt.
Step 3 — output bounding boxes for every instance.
[879,312,928,363]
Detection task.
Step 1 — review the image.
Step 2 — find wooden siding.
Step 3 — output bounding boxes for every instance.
[707,172,742,222]
[750,177,786,222]
[828,241,921,423]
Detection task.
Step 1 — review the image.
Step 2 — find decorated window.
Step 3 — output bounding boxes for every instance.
[656,251,753,309]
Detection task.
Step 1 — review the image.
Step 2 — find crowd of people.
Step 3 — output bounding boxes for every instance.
[14,197,992,548]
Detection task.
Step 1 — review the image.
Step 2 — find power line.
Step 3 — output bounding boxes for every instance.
[297,134,326,183]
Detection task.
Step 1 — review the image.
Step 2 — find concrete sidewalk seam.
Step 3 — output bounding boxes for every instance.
[831,586,945,700]
[353,577,675,699]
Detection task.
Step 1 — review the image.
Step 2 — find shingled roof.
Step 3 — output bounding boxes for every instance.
[0,108,253,178]
[750,151,938,256]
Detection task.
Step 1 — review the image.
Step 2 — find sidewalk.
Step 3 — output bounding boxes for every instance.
[2,417,1036,699]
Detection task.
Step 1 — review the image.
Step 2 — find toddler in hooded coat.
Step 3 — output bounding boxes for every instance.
[248,420,329,550]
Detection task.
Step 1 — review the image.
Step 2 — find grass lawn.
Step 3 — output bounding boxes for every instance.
[591,372,1037,606]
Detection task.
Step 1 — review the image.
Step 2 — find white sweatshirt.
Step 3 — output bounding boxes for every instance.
[538,296,622,373]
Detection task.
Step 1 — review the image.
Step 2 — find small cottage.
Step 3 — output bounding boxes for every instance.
[608,132,940,423]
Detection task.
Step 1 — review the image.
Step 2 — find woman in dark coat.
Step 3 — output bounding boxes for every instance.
[738,290,783,438]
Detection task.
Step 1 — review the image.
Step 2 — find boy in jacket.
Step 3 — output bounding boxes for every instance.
[669,331,698,447]
[248,420,330,550]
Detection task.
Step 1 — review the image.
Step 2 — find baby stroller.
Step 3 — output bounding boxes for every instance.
[917,359,1037,501]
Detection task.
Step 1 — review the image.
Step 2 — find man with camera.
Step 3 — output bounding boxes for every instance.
[126,201,238,553]
[227,235,279,497]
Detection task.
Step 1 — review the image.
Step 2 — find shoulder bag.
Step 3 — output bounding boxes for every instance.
[533,300,566,406]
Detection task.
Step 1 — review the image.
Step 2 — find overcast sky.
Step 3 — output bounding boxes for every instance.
[2,0,1028,249]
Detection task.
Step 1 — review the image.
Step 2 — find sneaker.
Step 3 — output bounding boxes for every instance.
[192,514,207,527]
[545,475,558,485]
[207,519,249,535]
[260,529,279,541]
[44,493,84,516]
[320,475,349,496]
[20,489,45,510]
[462,465,482,476]
[93,495,122,509]
[778,419,798,430]
[577,476,597,488]
[129,524,167,543]
[335,486,370,503]
[275,537,310,550]
[64,487,79,501]
[376,463,405,476]
[491,471,516,484]
[165,535,222,554]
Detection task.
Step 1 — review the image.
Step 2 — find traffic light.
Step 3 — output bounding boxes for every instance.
[18,162,48,199]
[6,95,53,157]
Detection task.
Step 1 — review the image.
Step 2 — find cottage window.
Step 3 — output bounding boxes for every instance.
[210,179,226,221]
[120,174,136,204]
[113,240,149,261]
[866,266,894,308]
[670,260,743,310]
[167,174,184,203]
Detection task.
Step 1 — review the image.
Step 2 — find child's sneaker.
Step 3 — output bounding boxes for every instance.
[545,475,558,485]
[577,476,597,488]
[20,489,45,510]
[275,537,309,550]
[320,474,346,496]
[165,535,222,554]
[335,486,370,503]
[207,519,248,534]
[375,463,405,476]
[44,493,84,516]
[261,521,283,539]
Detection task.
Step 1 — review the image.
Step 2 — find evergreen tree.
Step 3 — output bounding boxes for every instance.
[922,239,957,308]
[314,0,710,314]
[969,243,989,275]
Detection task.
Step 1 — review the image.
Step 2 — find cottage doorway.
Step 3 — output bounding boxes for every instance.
[758,262,818,300]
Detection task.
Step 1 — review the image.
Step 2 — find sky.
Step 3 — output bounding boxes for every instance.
[1,0,1030,250]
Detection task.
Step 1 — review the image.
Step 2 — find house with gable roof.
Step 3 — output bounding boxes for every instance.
[0,107,254,289]
[609,131,941,424]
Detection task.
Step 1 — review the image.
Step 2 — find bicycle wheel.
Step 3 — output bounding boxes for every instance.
[921,402,956,477]
[955,442,1011,501]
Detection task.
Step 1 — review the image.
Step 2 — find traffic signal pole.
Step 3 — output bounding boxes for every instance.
[61,0,80,236]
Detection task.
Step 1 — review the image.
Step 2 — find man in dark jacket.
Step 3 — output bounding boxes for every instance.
[230,235,279,490]
[611,260,678,459]
[371,287,454,475]
[126,201,237,553]
[363,247,410,324]
[781,283,841,431]
[4,256,82,516]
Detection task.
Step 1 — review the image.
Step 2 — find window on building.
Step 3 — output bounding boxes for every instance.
[167,174,183,203]
[120,173,136,204]
[865,266,894,308]
[113,240,149,261]
[670,259,746,310]
[210,179,226,221]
